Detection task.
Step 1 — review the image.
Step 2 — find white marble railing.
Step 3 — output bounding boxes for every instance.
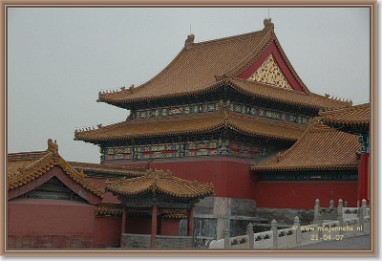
[209,199,370,249]
[253,231,273,249]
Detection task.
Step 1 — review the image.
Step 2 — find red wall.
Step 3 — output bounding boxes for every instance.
[8,198,95,248]
[93,217,121,248]
[103,159,359,209]
[108,157,256,200]
[126,217,152,234]
[159,220,180,236]
[255,181,358,209]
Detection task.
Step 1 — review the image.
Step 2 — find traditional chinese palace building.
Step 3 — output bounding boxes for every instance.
[7,19,371,249]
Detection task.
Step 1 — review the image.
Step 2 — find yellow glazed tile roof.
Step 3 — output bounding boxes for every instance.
[319,103,370,128]
[106,169,213,200]
[252,120,360,172]
[7,139,104,197]
[69,161,146,177]
[98,20,350,111]
[75,109,306,143]
[230,79,350,110]
[99,26,271,105]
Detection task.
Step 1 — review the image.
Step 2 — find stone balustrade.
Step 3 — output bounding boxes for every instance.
[209,199,370,249]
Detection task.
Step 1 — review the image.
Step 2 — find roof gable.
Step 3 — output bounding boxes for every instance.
[236,41,305,92]
[15,176,87,203]
[8,139,104,204]
[246,54,293,90]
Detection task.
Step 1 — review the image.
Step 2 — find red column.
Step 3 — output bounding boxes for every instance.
[187,207,193,237]
[151,205,158,248]
[120,206,127,247]
[358,153,369,204]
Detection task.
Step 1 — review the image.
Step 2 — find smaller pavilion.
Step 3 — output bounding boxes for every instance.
[105,169,214,248]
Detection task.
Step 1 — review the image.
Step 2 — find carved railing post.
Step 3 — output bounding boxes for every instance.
[329,199,335,209]
[313,199,320,224]
[337,199,344,229]
[271,219,278,249]
[246,223,254,249]
[359,199,367,233]
[316,213,323,241]
[294,216,301,247]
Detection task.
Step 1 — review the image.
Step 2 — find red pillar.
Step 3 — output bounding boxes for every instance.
[151,205,158,248]
[120,206,127,246]
[358,153,369,204]
[187,207,193,237]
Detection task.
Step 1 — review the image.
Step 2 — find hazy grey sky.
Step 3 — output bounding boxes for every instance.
[8,7,370,163]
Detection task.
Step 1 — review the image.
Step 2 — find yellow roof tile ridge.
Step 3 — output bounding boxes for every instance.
[190,29,265,49]
[99,46,187,102]
[319,102,370,116]
[8,150,50,162]
[274,120,317,162]
[191,18,271,49]
[225,28,274,78]
[272,36,311,94]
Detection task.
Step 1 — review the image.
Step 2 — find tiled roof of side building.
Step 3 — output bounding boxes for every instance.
[7,139,104,197]
[319,103,370,128]
[69,161,146,177]
[74,109,306,144]
[106,169,214,200]
[252,120,360,172]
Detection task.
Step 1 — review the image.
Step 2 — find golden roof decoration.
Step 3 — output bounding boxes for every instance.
[7,139,104,198]
[74,108,306,144]
[105,168,214,200]
[248,54,293,90]
[252,120,360,172]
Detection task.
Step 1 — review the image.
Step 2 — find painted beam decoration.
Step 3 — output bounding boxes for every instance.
[101,139,274,161]
[131,101,308,125]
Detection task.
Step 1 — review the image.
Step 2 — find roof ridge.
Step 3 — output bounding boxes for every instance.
[69,161,146,170]
[224,28,274,78]
[272,36,311,94]
[319,102,370,116]
[275,119,317,161]
[99,46,187,101]
[8,150,50,160]
[190,29,265,49]
[276,118,340,161]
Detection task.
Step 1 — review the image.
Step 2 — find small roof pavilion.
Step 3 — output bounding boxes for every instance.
[105,169,213,248]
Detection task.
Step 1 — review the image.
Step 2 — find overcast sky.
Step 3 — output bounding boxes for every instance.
[7,7,370,163]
